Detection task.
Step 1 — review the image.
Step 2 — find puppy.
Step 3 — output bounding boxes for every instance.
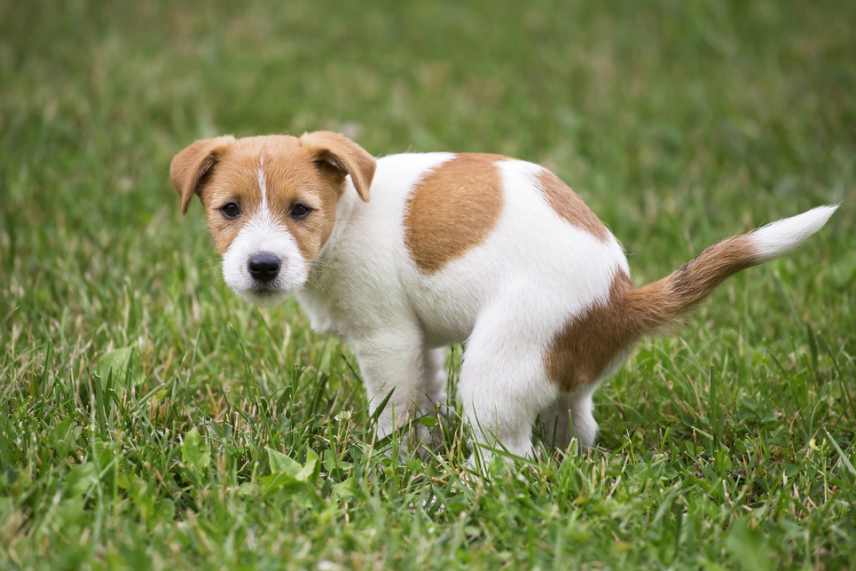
[170,131,837,458]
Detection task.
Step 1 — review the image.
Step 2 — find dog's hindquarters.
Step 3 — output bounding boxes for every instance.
[539,205,837,451]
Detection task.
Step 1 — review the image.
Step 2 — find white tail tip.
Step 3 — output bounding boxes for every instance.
[751,205,838,261]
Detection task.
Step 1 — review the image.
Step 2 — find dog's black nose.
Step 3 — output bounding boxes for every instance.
[248,252,281,282]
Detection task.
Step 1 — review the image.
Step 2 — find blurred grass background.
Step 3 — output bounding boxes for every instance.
[1,0,855,569]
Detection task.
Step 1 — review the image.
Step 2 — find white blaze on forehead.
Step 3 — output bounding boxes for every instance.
[258,155,269,211]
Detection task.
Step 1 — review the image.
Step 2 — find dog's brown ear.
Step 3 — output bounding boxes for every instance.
[170,136,235,215]
[300,131,375,202]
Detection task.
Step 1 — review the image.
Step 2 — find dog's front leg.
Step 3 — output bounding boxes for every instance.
[352,327,434,444]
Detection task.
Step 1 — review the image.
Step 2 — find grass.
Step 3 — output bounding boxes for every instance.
[1,0,855,568]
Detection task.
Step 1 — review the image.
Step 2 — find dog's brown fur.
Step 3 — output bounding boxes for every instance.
[404,154,505,273]
[169,132,375,258]
[536,169,609,241]
[623,235,758,330]
[544,271,635,390]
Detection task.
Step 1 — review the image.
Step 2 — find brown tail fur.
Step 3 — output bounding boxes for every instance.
[623,234,759,335]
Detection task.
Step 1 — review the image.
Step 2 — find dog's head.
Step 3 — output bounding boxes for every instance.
[170,132,375,302]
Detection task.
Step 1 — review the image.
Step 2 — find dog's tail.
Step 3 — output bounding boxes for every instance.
[622,205,838,333]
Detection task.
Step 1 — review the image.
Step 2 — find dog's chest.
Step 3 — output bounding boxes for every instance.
[294,289,339,335]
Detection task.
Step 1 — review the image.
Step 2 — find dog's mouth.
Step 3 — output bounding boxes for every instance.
[241,283,288,304]
[248,284,283,296]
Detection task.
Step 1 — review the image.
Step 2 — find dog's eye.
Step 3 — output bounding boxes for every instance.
[219,202,241,220]
[290,203,313,220]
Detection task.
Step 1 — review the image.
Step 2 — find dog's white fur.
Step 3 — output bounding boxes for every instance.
[751,205,838,261]
[173,135,837,461]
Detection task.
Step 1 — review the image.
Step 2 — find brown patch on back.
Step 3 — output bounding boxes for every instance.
[537,169,609,241]
[404,154,504,273]
[545,271,638,391]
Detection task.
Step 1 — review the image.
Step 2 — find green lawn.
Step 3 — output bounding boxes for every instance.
[2,0,855,568]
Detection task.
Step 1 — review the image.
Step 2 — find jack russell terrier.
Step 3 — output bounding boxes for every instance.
[170,131,837,459]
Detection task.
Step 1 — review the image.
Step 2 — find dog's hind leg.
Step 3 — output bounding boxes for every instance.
[458,305,559,463]
[538,393,572,451]
[538,385,601,451]
[569,386,598,449]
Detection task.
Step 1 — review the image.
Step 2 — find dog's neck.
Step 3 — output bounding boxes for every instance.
[304,178,360,292]
[295,181,361,336]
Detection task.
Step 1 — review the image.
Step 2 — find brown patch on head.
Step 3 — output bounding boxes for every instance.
[404,154,505,273]
[202,148,264,253]
[537,169,609,241]
[170,132,375,259]
[545,271,638,391]
[169,136,236,214]
[299,131,376,202]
